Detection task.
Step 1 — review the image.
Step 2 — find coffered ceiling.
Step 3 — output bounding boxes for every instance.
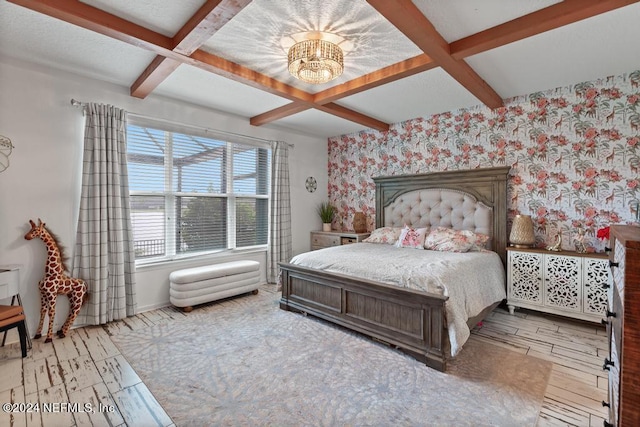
[2,0,640,137]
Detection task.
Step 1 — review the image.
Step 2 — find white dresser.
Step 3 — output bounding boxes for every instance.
[506,248,609,322]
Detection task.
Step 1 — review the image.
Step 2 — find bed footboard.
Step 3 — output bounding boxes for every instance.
[279,262,449,371]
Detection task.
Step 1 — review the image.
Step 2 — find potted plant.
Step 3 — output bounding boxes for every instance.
[317,201,336,232]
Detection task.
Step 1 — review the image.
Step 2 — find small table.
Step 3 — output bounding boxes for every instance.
[0,265,32,349]
[310,231,370,251]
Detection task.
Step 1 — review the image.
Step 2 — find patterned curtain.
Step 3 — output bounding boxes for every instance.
[73,103,137,324]
[267,141,292,283]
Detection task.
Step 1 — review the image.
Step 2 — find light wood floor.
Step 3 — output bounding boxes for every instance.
[0,287,608,427]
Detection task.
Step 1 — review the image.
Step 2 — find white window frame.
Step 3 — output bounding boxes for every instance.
[127,116,271,265]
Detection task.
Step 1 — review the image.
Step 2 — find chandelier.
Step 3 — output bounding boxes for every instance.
[288,39,344,84]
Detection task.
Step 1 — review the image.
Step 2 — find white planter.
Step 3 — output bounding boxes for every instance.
[322,223,332,232]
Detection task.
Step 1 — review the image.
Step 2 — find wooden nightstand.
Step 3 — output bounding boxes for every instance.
[310,231,370,251]
[506,247,609,323]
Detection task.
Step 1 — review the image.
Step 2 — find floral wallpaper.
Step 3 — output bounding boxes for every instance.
[328,69,640,253]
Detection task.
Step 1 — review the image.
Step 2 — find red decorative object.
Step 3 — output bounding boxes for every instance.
[597,226,610,241]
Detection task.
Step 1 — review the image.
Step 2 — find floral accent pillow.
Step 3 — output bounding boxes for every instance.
[424,227,482,252]
[468,232,491,252]
[395,226,429,249]
[362,227,402,244]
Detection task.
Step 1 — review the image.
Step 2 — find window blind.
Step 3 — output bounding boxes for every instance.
[126,120,271,261]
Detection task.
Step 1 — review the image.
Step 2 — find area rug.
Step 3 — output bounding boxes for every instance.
[111,288,551,427]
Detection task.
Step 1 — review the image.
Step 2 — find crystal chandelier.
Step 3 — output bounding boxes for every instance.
[288,39,344,84]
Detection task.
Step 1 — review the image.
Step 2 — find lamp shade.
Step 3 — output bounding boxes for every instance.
[510,215,535,248]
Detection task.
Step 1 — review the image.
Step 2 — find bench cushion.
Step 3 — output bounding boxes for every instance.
[169,260,260,285]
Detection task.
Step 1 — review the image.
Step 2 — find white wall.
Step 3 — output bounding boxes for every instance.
[0,57,328,334]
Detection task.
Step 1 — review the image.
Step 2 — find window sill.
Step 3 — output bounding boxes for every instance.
[135,247,267,271]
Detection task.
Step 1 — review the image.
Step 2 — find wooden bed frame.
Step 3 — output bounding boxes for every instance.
[279,167,510,371]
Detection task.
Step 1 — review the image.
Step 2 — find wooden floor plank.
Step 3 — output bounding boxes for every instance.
[0,289,614,426]
[537,397,591,426]
[74,327,120,362]
[545,384,608,418]
[0,356,24,393]
[69,382,125,427]
[528,349,605,378]
[36,383,74,427]
[548,370,607,403]
[52,332,89,362]
[516,329,597,356]
[23,356,63,397]
[94,355,142,394]
[59,354,103,394]
[0,386,27,427]
[24,339,56,363]
[111,383,172,427]
[120,316,154,331]
[551,364,598,388]
[475,324,554,354]
[551,345,607,369]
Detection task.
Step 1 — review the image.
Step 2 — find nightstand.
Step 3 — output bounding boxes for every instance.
[310,231,370,251]
[506,248,609,323]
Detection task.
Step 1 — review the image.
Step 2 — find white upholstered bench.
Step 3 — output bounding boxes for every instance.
[169,260,261,312]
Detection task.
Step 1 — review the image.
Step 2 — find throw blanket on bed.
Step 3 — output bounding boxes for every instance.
[288,243,506,357]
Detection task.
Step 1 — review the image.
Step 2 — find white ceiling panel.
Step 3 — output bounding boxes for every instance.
[273,108,371,138]
[467,3,640,99]
[413,0,561,42]
[0,1,156,86]
[154,65,291,117]
[81,0,208,37]
[201,0,423,93]
[338,68,481,124]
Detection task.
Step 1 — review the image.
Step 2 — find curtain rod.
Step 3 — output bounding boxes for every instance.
[70,98,294,148]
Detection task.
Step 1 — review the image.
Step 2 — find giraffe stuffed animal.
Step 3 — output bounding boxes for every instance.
[24,219,89,343]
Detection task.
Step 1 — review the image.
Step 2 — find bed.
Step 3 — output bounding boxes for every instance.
[278,166,510,371]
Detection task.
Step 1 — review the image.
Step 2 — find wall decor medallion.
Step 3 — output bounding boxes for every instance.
[305,176,317,193]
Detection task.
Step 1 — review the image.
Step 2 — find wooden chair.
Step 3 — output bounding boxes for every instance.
[0,305,28,357]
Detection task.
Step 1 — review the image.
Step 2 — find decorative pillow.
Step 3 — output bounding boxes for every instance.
[362,227,402,244]
[395,226,428,249]
[424,227,478,253]
[468,232,491,252]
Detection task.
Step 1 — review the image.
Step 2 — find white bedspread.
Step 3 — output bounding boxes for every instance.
[288,243,506,357]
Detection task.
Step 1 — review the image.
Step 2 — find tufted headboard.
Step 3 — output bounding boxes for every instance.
[373,167,510,266]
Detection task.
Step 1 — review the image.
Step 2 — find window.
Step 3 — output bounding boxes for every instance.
[127,118,270,261]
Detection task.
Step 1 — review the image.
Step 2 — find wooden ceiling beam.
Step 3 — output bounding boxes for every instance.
[367,0,503,109]
[172,0,252,55]
[250,102,312,127]
[131,56,182,98]
[131,0,252,98]
[314,54,436,104]
[189,50,313,102]
[8,0,311,103]
[250,101,390,132]
[318,103,389,132]
[251,54,436,127]
[450,0,640,60]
